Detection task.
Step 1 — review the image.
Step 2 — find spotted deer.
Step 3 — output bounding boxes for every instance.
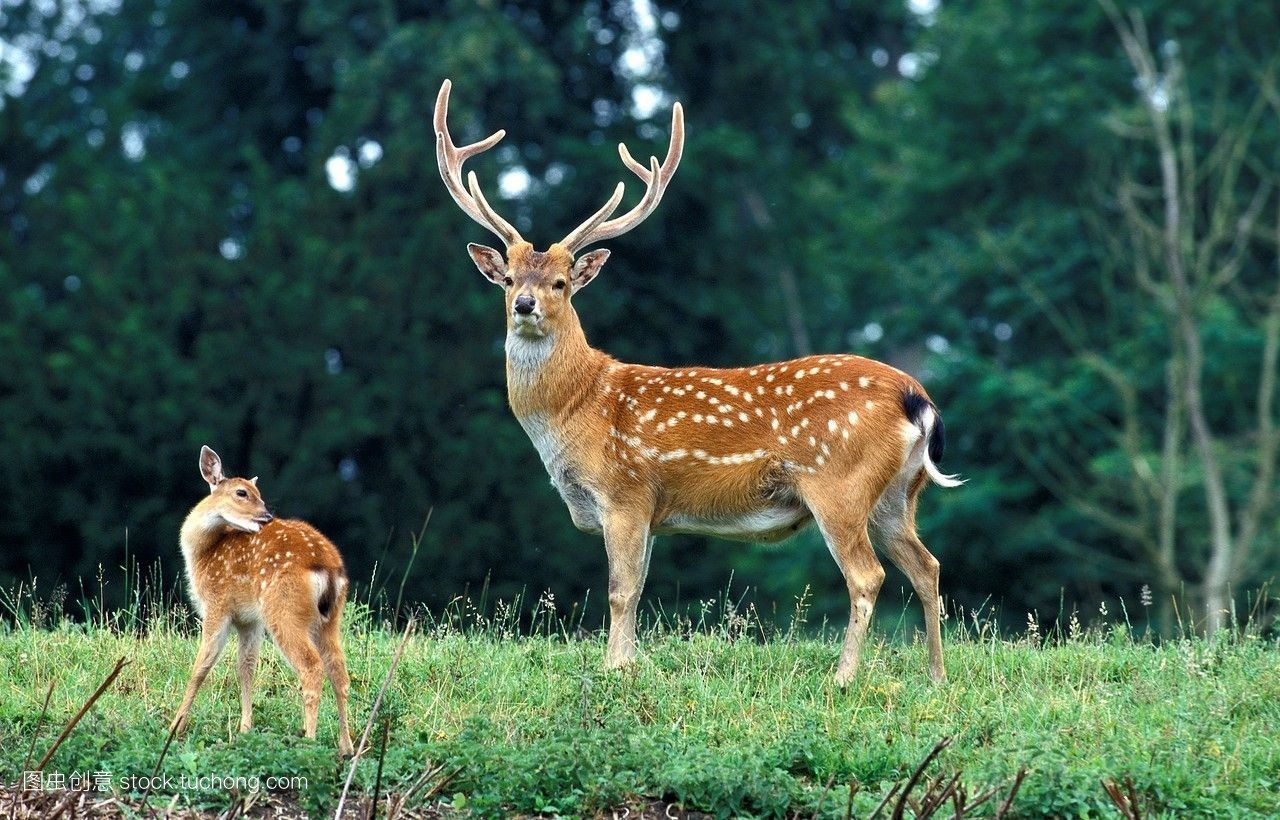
[435,79,961,684]
[171,446,354,755]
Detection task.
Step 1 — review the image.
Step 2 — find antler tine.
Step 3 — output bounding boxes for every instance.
[558,182,626,253]
[467,171,527,245]
[560,101,685,254]
[434,79,525,247]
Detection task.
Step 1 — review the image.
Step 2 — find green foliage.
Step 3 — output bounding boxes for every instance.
[2,596,1278,817]
[2,0,1277,626]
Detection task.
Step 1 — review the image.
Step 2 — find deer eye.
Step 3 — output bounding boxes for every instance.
[503,276,514,287]
[553,280,566,290]
[236,489,248,498]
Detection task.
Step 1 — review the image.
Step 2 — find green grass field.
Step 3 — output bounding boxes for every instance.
[1,589,1278,818]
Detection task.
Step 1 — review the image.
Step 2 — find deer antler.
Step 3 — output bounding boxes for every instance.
[434,79,525,248]
[559,101,685,255]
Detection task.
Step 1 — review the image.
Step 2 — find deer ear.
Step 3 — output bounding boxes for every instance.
[467,243,507,286]
[570,248,610,294]
[199,446,224,491]
[250,476,258,486]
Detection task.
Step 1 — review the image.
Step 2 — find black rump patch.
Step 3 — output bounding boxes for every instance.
[902,390,946,465]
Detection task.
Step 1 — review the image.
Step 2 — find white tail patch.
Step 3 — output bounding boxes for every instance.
[916,405,964,488]
[310,569,332,620]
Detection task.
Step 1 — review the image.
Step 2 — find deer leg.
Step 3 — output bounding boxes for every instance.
[170,613,232,734]
[266,604,325,740]
[872,475,946,683]
[235,622,264,732]
[603,510,651,668]
[802,476,885,686]
[317,611,354,756]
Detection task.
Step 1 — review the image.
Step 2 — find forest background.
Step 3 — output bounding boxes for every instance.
[3,0,1278,633]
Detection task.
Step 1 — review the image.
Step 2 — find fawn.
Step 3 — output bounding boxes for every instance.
[435,80,961,684]
[170,445,354,755]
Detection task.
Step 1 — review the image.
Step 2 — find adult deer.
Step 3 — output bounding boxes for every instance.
[435,79,960,684]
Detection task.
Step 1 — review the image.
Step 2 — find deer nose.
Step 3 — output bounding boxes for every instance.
[513,294,537,315]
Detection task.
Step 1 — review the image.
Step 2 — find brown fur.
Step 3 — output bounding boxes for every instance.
[170,447,355,755]
[439,80,952,684]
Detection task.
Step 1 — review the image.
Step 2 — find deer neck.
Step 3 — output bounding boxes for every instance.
[179,501,228,563]
[178,501,230,614]
[505,309,610,422]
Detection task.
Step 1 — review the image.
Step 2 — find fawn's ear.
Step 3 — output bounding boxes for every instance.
[250,476,258,486]
[570,248,610,294]
[467,243,508,286]
[199,446,224,491]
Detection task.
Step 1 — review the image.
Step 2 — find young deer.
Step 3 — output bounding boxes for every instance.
[435,79,961,684]
[171,446,354,755]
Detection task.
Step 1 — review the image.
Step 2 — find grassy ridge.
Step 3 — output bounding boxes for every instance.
[1,598,1278,817]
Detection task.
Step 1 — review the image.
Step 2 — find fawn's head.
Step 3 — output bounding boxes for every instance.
[434,80,683,339]
[195,445,274,533]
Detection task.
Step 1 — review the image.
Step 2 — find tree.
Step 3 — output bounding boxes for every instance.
[1092,0,1279,631]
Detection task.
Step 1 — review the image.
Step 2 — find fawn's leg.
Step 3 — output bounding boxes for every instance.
[266,601,325,740]
[317,607,354,756]
[603,509,651,668]
[236,622,264,732]
[170,613,232,733]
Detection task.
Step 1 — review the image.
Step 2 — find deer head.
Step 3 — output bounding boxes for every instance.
[434,79,684,339]
[197,445,273,533]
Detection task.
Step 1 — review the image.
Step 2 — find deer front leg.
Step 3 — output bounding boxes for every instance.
[170,613,232,734]
[603,510,651,668]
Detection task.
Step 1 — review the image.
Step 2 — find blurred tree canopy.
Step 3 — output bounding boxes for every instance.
[1,0,1276,630]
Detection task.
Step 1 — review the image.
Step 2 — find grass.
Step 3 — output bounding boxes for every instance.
[1,583,1278,818]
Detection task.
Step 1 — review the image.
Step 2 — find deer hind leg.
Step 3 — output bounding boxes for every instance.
[871,472,946,683]
[236,621,265,732]
[171,613,233,734]
[602,510,652,669]
[800,473,886,686]
[317,599,354,756]
[265,597,325,740]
